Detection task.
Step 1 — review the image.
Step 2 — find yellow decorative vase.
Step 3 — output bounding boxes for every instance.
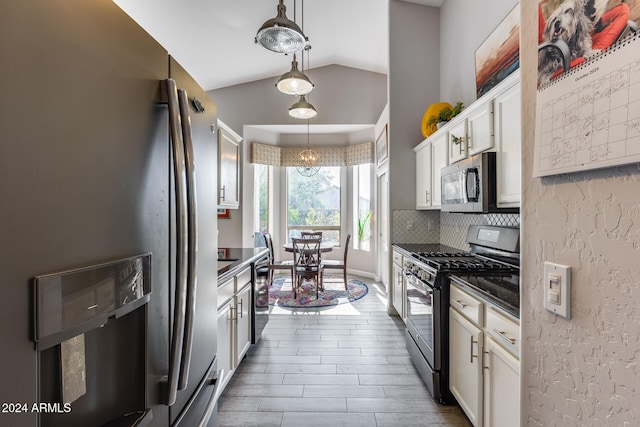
[421,102,453,138]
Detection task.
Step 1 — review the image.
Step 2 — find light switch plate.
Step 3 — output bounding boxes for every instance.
[544,262,571,319]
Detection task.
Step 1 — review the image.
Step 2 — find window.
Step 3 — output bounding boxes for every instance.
[254,164,269,232]
[354,164,372,251]
[286,167,341,243]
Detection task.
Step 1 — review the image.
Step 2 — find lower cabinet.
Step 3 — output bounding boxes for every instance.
[483,336,520,427]
[392,250,405,321]
[216,267,253,392]
[449,283,520,427]
[449,309,483,426]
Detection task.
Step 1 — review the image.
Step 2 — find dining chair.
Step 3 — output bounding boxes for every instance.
[291,237,324,299]
[320,233,351,290]
[263,232,294,287]
[301,231,323,240]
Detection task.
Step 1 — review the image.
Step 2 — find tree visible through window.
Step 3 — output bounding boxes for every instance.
[287,167,341,243]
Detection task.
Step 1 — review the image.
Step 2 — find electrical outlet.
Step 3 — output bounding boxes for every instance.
[406,220,414,231]
[543,262,571,319]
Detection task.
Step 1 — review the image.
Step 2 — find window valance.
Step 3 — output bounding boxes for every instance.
[250,141,373,167]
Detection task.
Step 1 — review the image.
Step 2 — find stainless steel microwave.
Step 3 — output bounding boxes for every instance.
[440,152,517,213]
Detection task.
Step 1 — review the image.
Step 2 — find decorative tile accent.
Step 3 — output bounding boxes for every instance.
[440,213,520,250]
[392,210,440,243]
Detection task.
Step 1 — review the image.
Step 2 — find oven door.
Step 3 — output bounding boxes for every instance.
[404,271,440,370]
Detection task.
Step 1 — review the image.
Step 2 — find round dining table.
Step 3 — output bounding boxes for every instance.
[282,241,335,253]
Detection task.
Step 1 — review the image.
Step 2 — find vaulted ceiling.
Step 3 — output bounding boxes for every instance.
[114,0,443,91]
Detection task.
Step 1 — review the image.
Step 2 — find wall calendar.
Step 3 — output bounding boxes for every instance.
[534,30,640,177]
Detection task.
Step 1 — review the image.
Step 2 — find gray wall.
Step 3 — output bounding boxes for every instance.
[439,0,518,106]
[209,64,387,134]
[388,0,440,211]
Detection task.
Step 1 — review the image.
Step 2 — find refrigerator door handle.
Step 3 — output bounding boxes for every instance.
[197,370,226,427]
[164,78,189,406]
[177,88,198,391]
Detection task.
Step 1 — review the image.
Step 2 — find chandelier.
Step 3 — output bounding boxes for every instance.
[297,120,319,177]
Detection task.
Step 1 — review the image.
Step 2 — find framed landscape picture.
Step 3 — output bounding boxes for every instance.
[474,3,520,98]
[376,124,388,167]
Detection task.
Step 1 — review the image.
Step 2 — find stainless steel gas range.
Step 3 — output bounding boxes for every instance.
[397,225,520,404]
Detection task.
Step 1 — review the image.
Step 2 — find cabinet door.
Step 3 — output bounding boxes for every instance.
[431,134,448,209]
[392,263,405,320]
[494,83,521,208]
[415,142,432,209]
[235,284,252,365]
[483,336,520,427]
[448,120,468,164]
[467,102,494,155]
[218,123,241,209]
[216,301,234,382]
[449,308,483,426]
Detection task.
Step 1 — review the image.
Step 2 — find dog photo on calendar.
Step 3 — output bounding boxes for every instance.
[537,0,640,87]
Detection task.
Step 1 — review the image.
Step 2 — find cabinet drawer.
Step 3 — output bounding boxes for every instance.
[218,278,235,309]
[235,267,252,291]
[486,307,519,358]
[392,250,403,266]
[450,284,483,326]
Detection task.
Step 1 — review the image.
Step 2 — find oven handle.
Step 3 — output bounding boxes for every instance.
[403,270,435,293]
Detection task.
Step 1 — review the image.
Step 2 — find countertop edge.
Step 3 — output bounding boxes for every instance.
[218,247,269,284]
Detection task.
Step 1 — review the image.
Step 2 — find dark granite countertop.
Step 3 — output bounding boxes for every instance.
[217,247,269,284]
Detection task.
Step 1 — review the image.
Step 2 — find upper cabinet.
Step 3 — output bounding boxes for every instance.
[217,121,241,209]
[494,83,521,208]
[415,72,520,209]
[415,131,449,210]
[448,119,468,164]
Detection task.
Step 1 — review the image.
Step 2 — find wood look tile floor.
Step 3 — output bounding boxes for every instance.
[218,276,472,427]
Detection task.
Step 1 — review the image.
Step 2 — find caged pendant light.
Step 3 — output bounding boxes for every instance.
[297,120,319,177]
[255,0,307,54]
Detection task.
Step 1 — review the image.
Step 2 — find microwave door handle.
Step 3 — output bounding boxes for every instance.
[177,88,198,391]
[461,170,469,203]
[467,168,479,202]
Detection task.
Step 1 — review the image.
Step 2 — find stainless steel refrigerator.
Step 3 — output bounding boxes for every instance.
[0,0,220,426]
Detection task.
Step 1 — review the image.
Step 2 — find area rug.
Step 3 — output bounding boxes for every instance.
[269,275,369,308]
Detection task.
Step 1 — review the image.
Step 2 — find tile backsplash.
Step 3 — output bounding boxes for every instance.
[393,210,520,250]
[392,210,440,243]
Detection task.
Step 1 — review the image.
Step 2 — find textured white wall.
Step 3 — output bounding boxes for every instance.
[520,1,640,425]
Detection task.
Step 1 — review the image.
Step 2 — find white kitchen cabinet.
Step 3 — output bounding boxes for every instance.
[483,336,520,427]
[467,102,494,156]
[431,133,448,209]
[415,142,432,209]
[217,120,241,209]
[235,283,252,363]
[392,250,405,321]
[216,266,254,395]
[414,133,448,210]
[448,119,468,164]
[216,299,233,390]
[494,82,521,208]
[449,308,483,427]
[449,282,521,427]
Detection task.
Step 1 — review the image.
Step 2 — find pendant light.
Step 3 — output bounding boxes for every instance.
[297,120,319,177]
[276,54,314,95]
[255,0,307,54]
[289,95,317,119]
[288,44,317,119]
